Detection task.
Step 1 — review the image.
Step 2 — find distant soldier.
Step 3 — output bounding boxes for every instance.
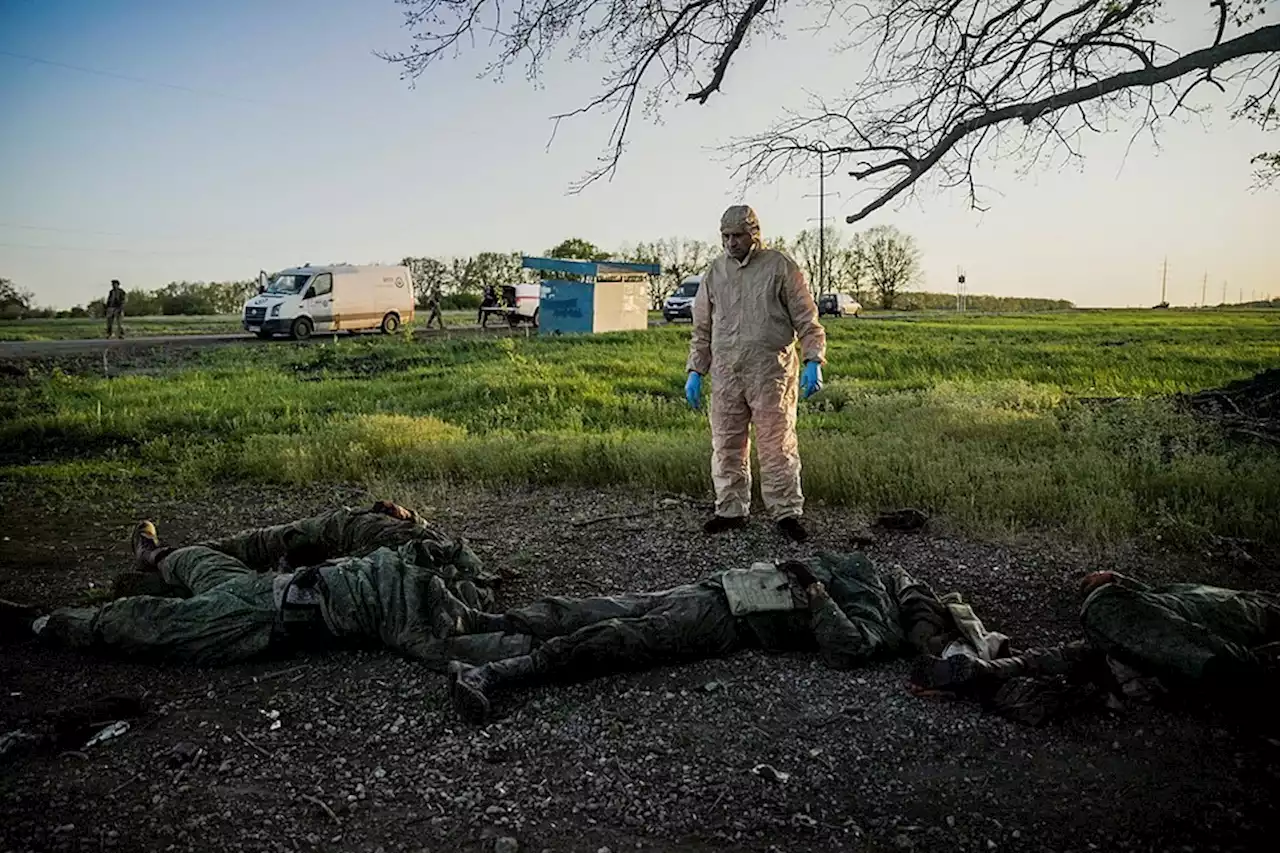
[425,284,445,329]
[479,284,498,328]
[104,280,126,339]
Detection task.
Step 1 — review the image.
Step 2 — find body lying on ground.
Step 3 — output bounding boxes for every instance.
[443,553,1010,723]
[910,571,1280,727]
[11,502,529,669]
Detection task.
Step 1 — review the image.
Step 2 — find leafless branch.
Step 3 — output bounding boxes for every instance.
[724,2,1280,223]
[688,0,773,103]
[382,1,1280,212]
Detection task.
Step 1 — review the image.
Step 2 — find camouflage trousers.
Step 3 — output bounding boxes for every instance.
[973,582,1280,725]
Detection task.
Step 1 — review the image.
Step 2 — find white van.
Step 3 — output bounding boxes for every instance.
[662,275,702,323]
[243,264,415,340]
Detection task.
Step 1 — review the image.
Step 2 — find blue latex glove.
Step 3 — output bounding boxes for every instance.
[801,361,823,399]
[685,371,703,409]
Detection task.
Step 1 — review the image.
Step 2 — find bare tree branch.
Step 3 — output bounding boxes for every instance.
[688,0,774,103]
[381,1,1280,212]
[723,2,1279,223]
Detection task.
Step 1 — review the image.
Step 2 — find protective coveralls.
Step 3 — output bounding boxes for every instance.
[911,572,1280,726]
[445,553,1006,723]
[687,206,826,522]
[36,505,524,669]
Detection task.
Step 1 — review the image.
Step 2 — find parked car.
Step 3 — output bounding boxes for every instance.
[243,264,414,340]
[818,293,861,318]
[663,276,701,322]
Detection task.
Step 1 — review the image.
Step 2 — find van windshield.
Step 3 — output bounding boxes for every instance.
[266,274,311,295]
[675,281,700,297]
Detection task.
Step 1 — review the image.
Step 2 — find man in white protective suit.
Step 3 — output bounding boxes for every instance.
[684,205,828,542]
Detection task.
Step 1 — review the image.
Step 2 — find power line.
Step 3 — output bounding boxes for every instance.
[0,221,136,239]
[0,240,243,257]
[0,221,295,251]
[0,48,291,108]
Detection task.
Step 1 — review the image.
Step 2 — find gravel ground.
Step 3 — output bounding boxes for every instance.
[2,483,1277,853]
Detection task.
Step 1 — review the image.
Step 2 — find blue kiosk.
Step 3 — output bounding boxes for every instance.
[521,256,662,335]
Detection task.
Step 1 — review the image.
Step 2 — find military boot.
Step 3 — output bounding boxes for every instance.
[910,654,986,695]
[448,655,545,724]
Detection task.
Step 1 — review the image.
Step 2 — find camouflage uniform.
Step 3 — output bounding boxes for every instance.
[39,505,524,669]
[105,283,126,339]
[425,287,445,329]
[916,573,1280,726]
[447,552,976,721]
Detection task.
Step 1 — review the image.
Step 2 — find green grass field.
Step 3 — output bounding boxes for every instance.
[3,310,1278,543]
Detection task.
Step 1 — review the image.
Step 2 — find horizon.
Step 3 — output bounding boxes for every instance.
[2,0,1277,311]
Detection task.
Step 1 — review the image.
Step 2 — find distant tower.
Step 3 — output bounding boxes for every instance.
[956,267,967,312]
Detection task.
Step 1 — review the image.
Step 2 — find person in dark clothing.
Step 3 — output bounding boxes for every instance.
[105,280,126,338]
[425,284,445,329]
[910,571,1280,727]
[442,553,1008,723]
[478,284,498,328]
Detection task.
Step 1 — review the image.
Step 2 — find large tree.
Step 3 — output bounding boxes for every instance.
[382,1,1279,216]
[0,278,34,320]
[546,238,612,261]
[402,256,451,305]
[631,237,716,308]
[860,225,921,309]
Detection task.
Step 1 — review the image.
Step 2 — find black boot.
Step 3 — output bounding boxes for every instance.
[911,654,987,694]
[776,517,810,543]
[703,515,747,534]
[448,655,544,724]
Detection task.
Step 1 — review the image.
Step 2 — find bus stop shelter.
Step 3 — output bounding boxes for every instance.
[521,256,662,335]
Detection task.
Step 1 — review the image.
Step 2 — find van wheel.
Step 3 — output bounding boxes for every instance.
[381,312,401,335]
[291,318,313,341]
[532,308,540,329]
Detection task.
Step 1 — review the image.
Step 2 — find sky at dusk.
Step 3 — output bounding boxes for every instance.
[2,0,1277,309]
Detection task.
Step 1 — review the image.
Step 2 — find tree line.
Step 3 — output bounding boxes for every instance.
[0,278,258,320]
[2,226,1077,319]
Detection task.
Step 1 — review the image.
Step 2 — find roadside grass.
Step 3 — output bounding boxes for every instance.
[3,310,1278,543]
[0,315,245,341]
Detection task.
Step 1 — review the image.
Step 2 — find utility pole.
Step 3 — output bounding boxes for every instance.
[956,267,967,312]
[819,151,826,298]
[1222,280,1227,305]
[1201,272,1207,308]
[803,146,840,298]
[1160,257,1168,305]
